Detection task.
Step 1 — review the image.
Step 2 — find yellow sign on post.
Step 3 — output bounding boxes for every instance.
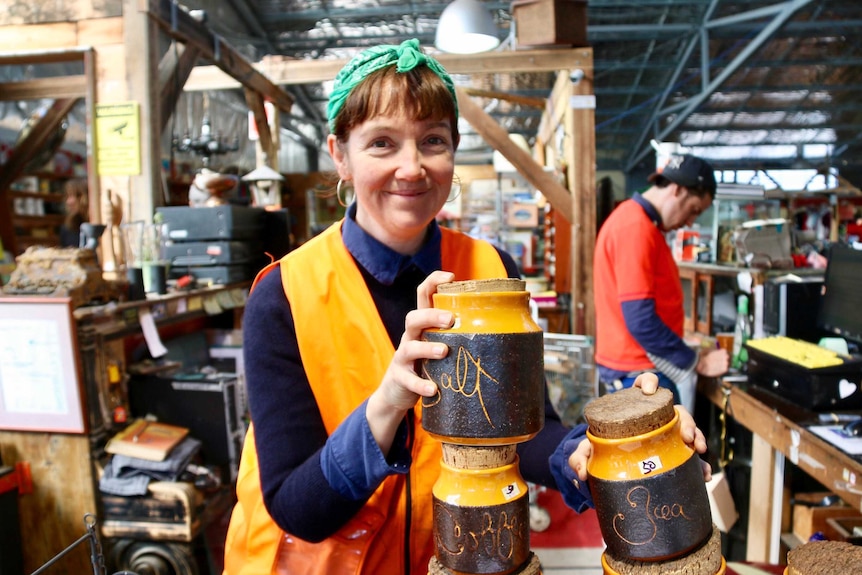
[95,102,141,175]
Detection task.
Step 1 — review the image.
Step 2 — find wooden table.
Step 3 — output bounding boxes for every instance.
[699,376,862,563]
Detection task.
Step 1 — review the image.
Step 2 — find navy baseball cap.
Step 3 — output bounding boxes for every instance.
[648,154,717,196]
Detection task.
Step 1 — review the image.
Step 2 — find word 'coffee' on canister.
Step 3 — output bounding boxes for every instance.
[584,387,713,562]
[421,278,544,445]
[432,450,530,574]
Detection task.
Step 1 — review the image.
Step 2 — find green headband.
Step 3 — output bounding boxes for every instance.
[327,38,458,133]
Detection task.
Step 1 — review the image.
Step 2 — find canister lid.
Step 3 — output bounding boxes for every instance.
[584,387,675,439]
[437,278,526,294]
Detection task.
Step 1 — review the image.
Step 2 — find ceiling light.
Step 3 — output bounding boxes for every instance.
[435,0,501,54]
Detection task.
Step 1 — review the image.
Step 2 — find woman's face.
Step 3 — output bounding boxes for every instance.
[65,192,80,215]
[329,111,456,254]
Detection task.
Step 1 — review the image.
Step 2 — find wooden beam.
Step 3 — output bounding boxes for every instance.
[244,89,274,160]
[0,76,88,101]
[144,0,293,113]
[185,48,594,90]
[455,86,572,223]
[567,61,597,338]
[0,47,93,66]
[462,88,546,109]
[157,42,201,134]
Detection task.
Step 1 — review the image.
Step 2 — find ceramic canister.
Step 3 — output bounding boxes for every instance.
[421,278,544,445]
[585,388,713,561]
[432,458,531,574]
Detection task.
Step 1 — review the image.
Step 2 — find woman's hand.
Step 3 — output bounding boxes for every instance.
[366,271,455,453]
[567,373,712,482]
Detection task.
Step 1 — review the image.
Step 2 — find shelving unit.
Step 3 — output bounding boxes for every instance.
[2,138,89,256]
[6,171,76,253]
[0,282,249,574]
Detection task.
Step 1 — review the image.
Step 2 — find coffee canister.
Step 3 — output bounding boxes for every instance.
[585,387,713,561]
[432,458,530,574]
[421,278,544,445]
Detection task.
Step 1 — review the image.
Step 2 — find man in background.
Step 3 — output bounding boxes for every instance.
[593,154,729,412]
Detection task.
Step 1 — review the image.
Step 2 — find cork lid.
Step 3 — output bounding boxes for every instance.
[787,540,862,574]
[584,387,676,439]
[437,278,526,294]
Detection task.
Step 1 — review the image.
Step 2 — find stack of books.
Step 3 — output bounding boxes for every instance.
[105,419,190,462]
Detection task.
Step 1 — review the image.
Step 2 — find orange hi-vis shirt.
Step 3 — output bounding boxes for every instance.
[223,222,507,575]
[593,199,685,374]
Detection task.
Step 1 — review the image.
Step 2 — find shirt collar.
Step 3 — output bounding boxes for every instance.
[632,192,663,228]
[341,203,442,285]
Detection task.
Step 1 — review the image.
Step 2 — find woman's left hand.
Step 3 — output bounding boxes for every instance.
[567,373,712,482]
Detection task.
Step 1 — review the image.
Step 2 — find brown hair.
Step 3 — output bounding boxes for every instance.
[649,175,716,200]
[330,65,459,147]
[63,178,89,230]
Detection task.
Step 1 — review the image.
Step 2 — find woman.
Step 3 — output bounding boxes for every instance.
[222,39,709,575]
[59,178,88,247]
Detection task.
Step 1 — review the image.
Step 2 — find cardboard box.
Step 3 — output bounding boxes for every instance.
[706,471,738,533]
[792,492,859,542]
[507,202,540,228]
[512,0,588,48]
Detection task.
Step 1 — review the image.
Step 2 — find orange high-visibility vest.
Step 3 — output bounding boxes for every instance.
[223,222,507,575]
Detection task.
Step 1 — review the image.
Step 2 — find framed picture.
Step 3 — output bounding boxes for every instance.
[0,297,87,433]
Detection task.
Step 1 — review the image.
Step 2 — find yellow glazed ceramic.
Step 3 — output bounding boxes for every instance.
[586,412,693,480]
[421,279,544,445]
[432,458,530,574]
[587,412,714,561]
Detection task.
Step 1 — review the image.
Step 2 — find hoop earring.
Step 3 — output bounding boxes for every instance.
[336,179,354,207]
[448,173,462,202]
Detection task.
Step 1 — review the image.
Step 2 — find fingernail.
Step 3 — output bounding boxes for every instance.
[425,384,437,395]
[438,311,453,326]
[433,344,447,357]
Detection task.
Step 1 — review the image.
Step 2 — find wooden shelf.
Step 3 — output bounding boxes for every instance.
[12,214,64,227]
[74,281,251,340]
[8,191,64,201]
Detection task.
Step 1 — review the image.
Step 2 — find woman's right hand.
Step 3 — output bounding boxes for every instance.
[366,271,455,453]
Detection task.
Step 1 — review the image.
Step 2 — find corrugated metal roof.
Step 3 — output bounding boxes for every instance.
[185,0,862,176]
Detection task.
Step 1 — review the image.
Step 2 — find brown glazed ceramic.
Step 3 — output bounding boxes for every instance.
[585,388,713,561]
[432,458,530,574]
[421,278,544,445]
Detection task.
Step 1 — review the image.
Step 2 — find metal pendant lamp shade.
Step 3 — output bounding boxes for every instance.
[435,0,501,54]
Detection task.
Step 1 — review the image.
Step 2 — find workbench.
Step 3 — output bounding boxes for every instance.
[699,376,862,563]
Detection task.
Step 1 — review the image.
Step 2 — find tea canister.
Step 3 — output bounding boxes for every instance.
[584,387,713,562]
[421,278,544,445]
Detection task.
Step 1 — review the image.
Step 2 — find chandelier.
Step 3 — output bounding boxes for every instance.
[172,114,239,167]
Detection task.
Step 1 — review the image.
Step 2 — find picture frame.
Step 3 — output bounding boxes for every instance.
[0,297,87,433]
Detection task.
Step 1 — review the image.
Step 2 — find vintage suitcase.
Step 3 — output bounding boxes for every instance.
[156,206,264,241]
[100,481,203,542]
[171,264,255,286]
[164,240,258,266]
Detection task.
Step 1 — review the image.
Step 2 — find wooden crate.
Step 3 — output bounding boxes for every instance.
[512,0,588,48]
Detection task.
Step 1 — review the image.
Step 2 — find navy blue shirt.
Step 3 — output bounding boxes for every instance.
[243,205,591,543]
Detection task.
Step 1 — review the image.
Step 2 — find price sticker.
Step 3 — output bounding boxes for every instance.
[501,482,522,501]
[639,455,663,475]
